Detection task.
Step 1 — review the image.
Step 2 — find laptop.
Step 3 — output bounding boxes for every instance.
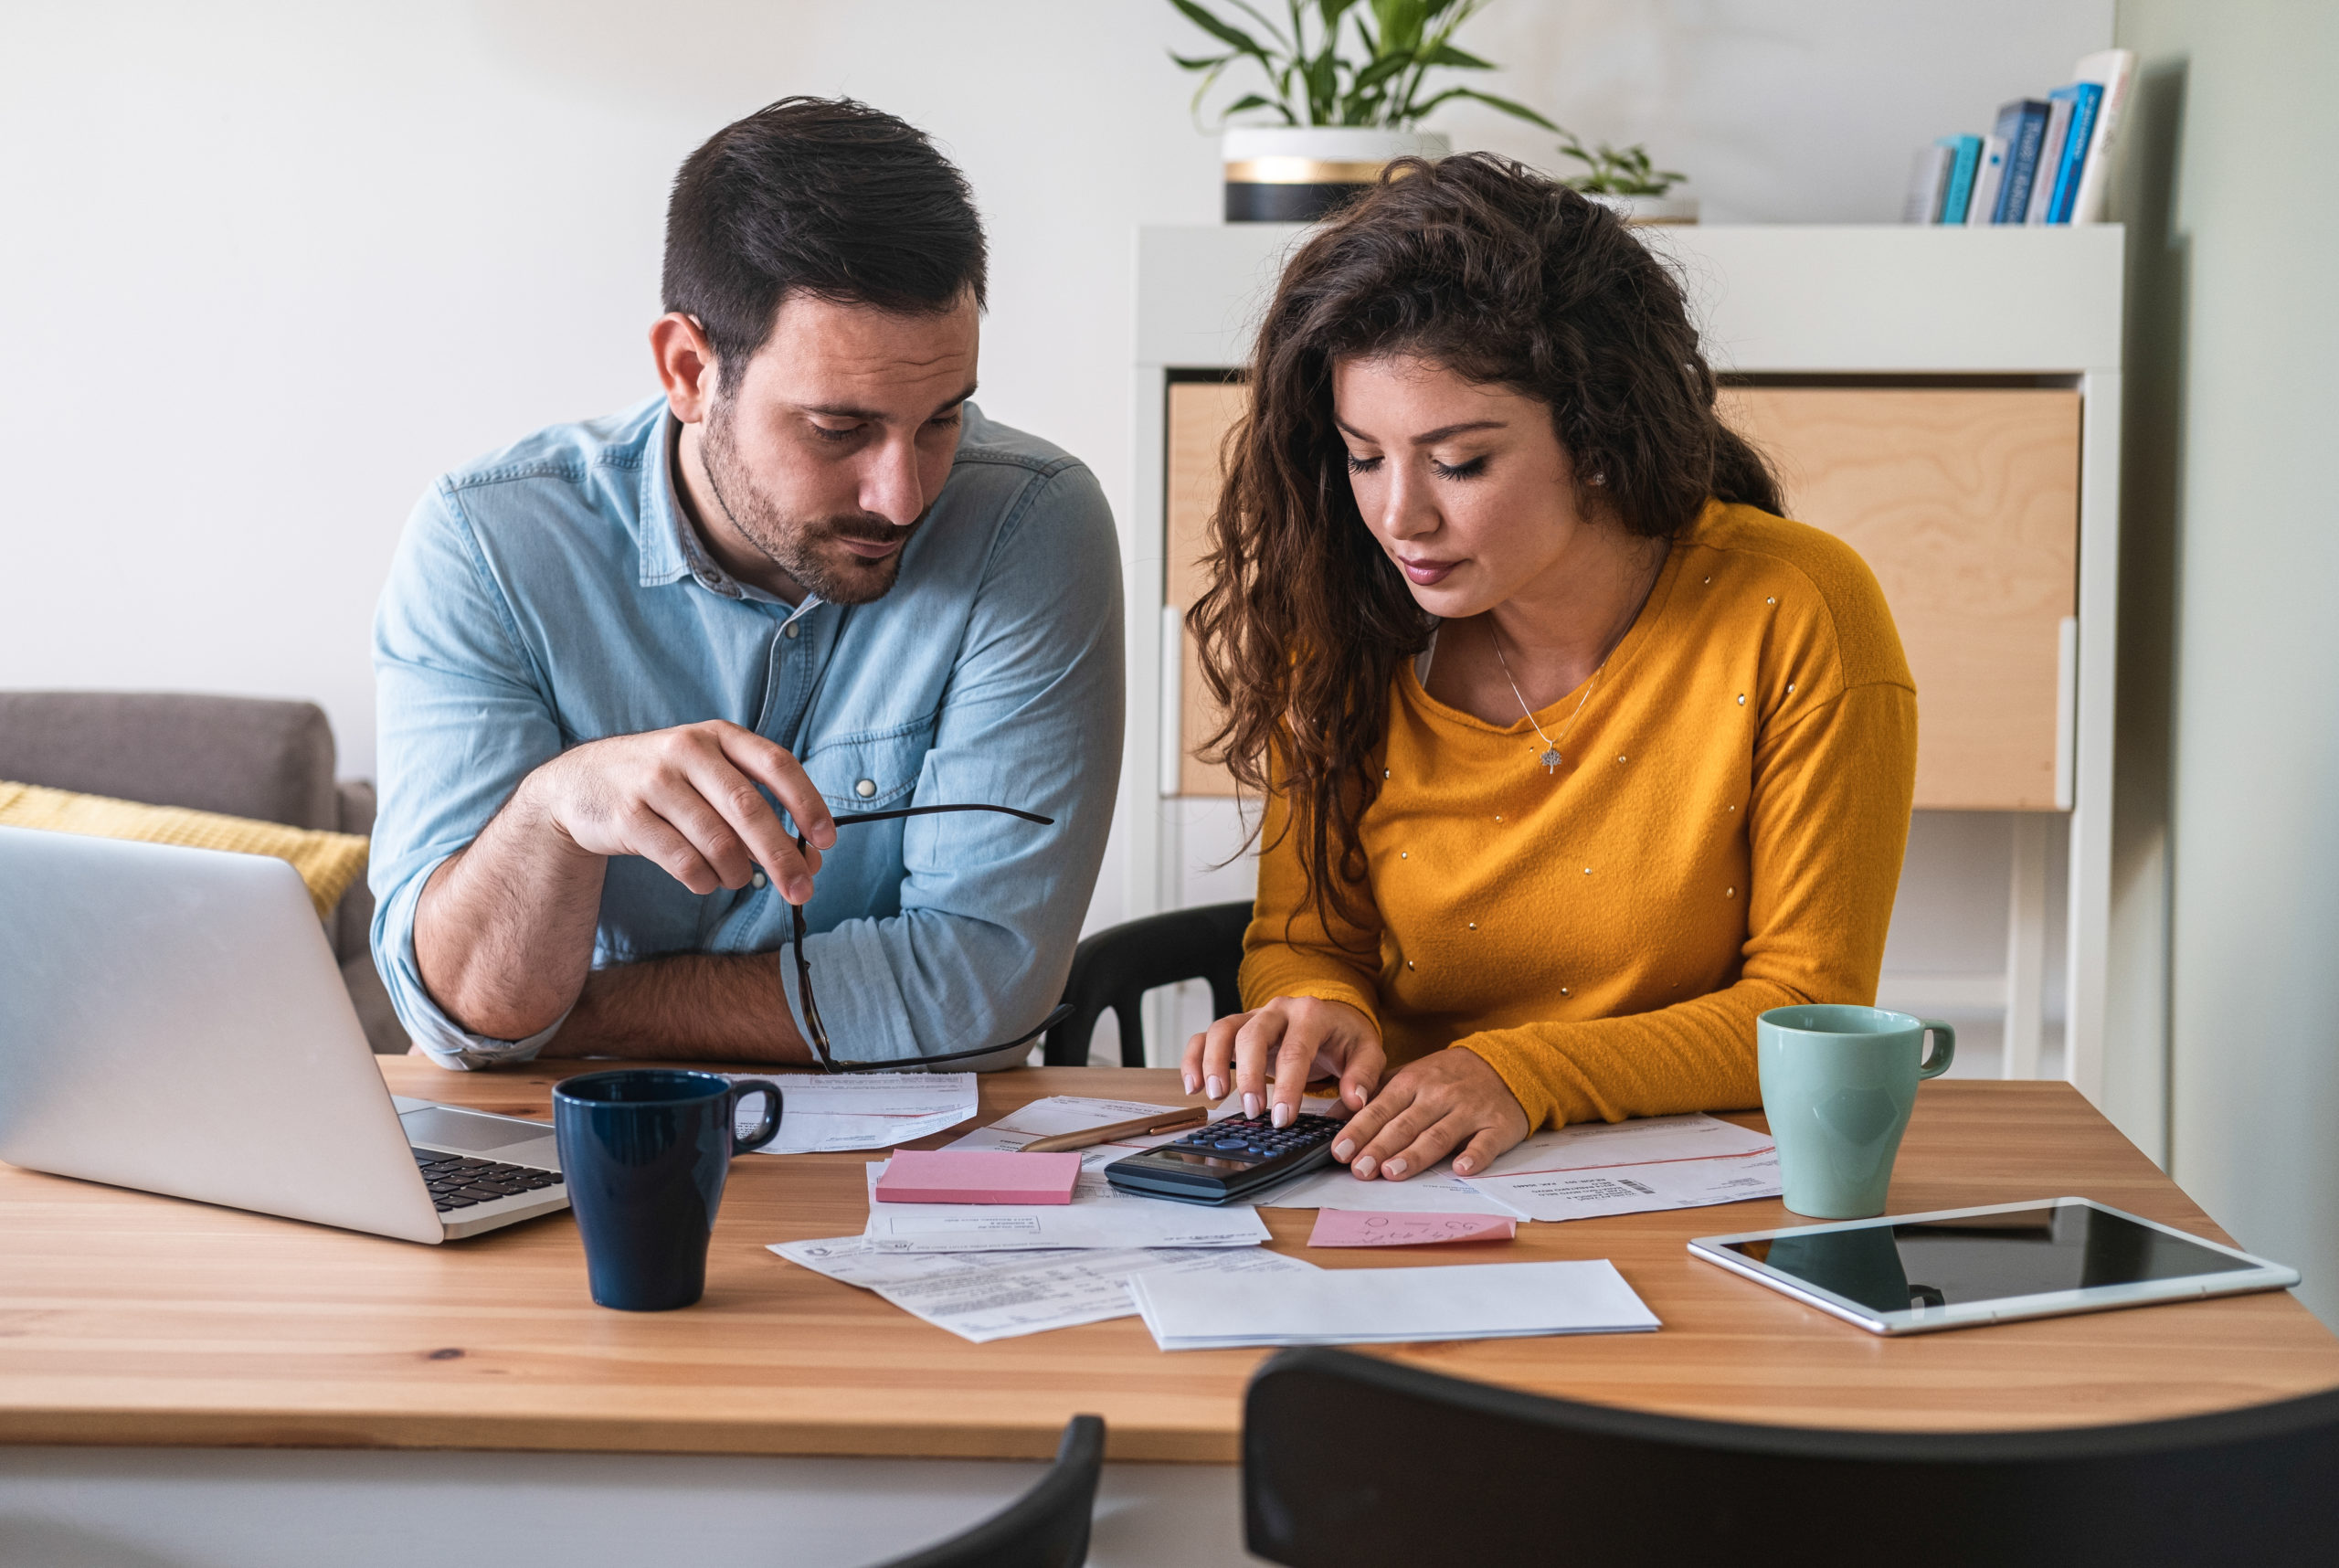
[0,825,568,1243]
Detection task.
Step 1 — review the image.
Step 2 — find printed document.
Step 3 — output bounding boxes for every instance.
[1455,1113,1780,1222]
[1131,1258,1660,1351]
[772,1234,1316,1342]
[942,1095,1223,1172]
[724,1072,979,1155]
[860,1161,1272,1252]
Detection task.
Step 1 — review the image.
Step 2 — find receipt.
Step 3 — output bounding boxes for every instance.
[725,1072,979,1155]
[772,1234,1317,1342]
[861,1161,1272,1252]
[1455,1113,1780,1222]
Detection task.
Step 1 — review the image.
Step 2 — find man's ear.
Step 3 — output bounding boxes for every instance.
[651,313,719,424]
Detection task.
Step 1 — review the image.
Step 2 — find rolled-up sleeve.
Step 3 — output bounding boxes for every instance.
[367,482,569,1069]
[799,461,1125,1064]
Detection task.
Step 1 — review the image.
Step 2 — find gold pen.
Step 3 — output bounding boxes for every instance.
[1017,1107,1209,1154]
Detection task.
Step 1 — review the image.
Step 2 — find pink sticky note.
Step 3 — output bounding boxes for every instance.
[873,1150,1082,1205]
[1307,1210,1518,1248]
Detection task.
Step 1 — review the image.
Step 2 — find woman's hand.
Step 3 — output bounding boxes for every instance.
[1182,996,1384,1126]
[1331,1047,1529,1180]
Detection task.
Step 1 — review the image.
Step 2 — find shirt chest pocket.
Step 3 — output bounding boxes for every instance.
[800,713,937,815]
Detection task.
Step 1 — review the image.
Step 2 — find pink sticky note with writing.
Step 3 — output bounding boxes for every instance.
[1307,1210,1518,1247]
[873,1150,1082,1205]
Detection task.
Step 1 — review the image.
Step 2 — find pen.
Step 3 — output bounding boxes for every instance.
[1017,1107,1208,1154]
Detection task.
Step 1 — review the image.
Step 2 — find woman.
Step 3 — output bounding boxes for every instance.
[1180,154,1917,1184]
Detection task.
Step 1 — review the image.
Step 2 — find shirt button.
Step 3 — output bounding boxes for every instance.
[854,779,876,798]
[783,623,799,640]
[751,872,767,890]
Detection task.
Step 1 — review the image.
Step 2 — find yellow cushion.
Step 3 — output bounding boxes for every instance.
[0,779,368,918]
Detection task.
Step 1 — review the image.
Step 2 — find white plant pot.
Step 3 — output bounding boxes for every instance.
[1222,127,1452,223]
[1583,192,1699,226]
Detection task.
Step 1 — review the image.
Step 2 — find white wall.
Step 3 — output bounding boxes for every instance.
[2,0,2109,942]
[2114,0,2339,1323]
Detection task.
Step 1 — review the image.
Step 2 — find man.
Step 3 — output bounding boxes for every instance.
[369,98,1122,1069]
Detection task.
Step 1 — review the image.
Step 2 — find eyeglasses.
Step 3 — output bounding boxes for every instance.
[789,802,1072,1074]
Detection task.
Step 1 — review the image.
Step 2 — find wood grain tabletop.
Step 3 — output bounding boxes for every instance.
[2,1059,2333,1462]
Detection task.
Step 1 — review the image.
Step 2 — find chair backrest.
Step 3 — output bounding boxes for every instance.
[870,1414,1104,1568]
[1243,1347,2339,1568]
[1043,901,1251,1066]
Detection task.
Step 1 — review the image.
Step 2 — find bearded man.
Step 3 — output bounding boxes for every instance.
[369,98,1121,1069]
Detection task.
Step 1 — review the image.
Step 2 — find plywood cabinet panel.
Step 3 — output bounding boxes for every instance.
[1166,381,1247,798]
[1719,387,2080,810]
[1164,382,2080,811]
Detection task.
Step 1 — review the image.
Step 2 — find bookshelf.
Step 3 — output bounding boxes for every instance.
[1123,223,2127,1115]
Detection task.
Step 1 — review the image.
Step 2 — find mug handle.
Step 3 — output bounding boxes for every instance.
[728,1080,785,1154]
[1916,1021,1956,1079]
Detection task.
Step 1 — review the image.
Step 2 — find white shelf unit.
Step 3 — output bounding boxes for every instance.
[1122,223,2128,1111]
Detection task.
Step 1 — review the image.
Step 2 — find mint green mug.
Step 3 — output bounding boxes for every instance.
[1757,1004,1954,1219]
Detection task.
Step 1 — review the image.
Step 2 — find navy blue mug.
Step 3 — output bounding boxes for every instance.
[552,1070,783,1311]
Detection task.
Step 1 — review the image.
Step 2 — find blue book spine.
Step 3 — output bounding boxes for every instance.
[2046,82,2103,223]
[1935,135,1982,224]
[1993,99,2049,224]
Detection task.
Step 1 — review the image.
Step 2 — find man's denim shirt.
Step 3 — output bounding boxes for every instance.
[369,397,1124,1069]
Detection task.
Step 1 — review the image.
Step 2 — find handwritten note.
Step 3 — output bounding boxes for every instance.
[1307,1210,1518,1248]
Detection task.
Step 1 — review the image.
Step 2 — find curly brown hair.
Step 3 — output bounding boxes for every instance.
[1188,153,1780,936]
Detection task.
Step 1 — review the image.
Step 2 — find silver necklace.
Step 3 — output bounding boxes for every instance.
[1487,621,1601,775]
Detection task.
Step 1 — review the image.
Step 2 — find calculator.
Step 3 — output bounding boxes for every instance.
[1103,1111,1346,1205]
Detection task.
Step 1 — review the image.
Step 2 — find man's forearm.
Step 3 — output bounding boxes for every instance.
[414,779,608,1041]
[537,953,813,1064]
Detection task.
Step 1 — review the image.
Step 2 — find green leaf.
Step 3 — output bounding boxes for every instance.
[1170,0,1276,61]
[1417,41,1493,69]
[1317,0,1362,26]
[1170,51,1234,70]
[1224,92,1278,113]
[1446,86,1560,130]
[1350,51,1411,91]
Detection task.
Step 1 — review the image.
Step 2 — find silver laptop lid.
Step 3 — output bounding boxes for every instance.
[0,826,444,1244]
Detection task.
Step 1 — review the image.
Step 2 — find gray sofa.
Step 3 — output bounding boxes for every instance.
[0,691,408,1053]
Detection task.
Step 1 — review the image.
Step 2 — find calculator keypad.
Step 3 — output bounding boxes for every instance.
[1169,1112,1342,1165]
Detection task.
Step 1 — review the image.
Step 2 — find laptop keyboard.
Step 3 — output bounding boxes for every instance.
[410,1148,564,1213]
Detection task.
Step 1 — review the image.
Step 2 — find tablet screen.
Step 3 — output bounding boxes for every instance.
[1720,1202,2252,1314]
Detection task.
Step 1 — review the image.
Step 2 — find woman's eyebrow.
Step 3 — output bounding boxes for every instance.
[1333,415,1508,444]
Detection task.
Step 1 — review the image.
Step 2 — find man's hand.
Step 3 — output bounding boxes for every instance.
[523,720,836,901]
[1329,1047,1530,1181]
[415,720,838,1043]
[1181,996,1384,1127]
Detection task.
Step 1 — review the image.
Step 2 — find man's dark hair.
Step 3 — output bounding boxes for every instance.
[662,97,987,389]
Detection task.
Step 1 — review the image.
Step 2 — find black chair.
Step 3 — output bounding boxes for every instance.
[870,1414,1105,1568]
[1043,900,1251,1066]
[1242,1347,2339,1568]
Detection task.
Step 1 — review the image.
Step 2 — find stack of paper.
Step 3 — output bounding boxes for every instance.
[1129,1258,1660,1351]
[1455,1113,1780,1221]
[727,1071,979,1154]
[772,1235,1317,1342]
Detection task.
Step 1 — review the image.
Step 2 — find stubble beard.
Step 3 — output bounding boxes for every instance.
[699,400,916,607]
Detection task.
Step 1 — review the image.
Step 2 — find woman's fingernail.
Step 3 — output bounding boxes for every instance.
[1244,1093,1262,1119]
[1271,1103,1293,1128]
[1334,1139,1355,1160]
[1454,1157,1473,1174]
[1206,1076,1225,1099]
[1353,1156,1376,1178]
[1386,1158,1408,1178]
[1182,1073,1198,1095]
[1348,1086,1365,1107]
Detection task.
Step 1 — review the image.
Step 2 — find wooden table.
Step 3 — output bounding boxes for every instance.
[5,1061,2335,1468]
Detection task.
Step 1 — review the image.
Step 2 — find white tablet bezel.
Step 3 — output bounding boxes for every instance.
[1688,1197,2300,1336]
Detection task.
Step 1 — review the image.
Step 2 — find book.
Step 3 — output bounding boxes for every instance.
[1934,134,1983,225]
[1902,143,1953,224]
[1993,99,2050,223]
[2068,48,2138,224]
[2043,81,2103,223]
[2025,93,2076,224]
[1966,134,2008,227]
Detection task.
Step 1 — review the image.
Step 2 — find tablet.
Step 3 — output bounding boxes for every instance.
[1689,1198,2299,1336]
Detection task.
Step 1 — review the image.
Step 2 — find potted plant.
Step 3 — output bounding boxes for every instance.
[1170,0,1557,222]
[1554,130,1696,224]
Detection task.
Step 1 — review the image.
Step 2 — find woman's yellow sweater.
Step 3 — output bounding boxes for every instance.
[1241,502,1919,1129]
